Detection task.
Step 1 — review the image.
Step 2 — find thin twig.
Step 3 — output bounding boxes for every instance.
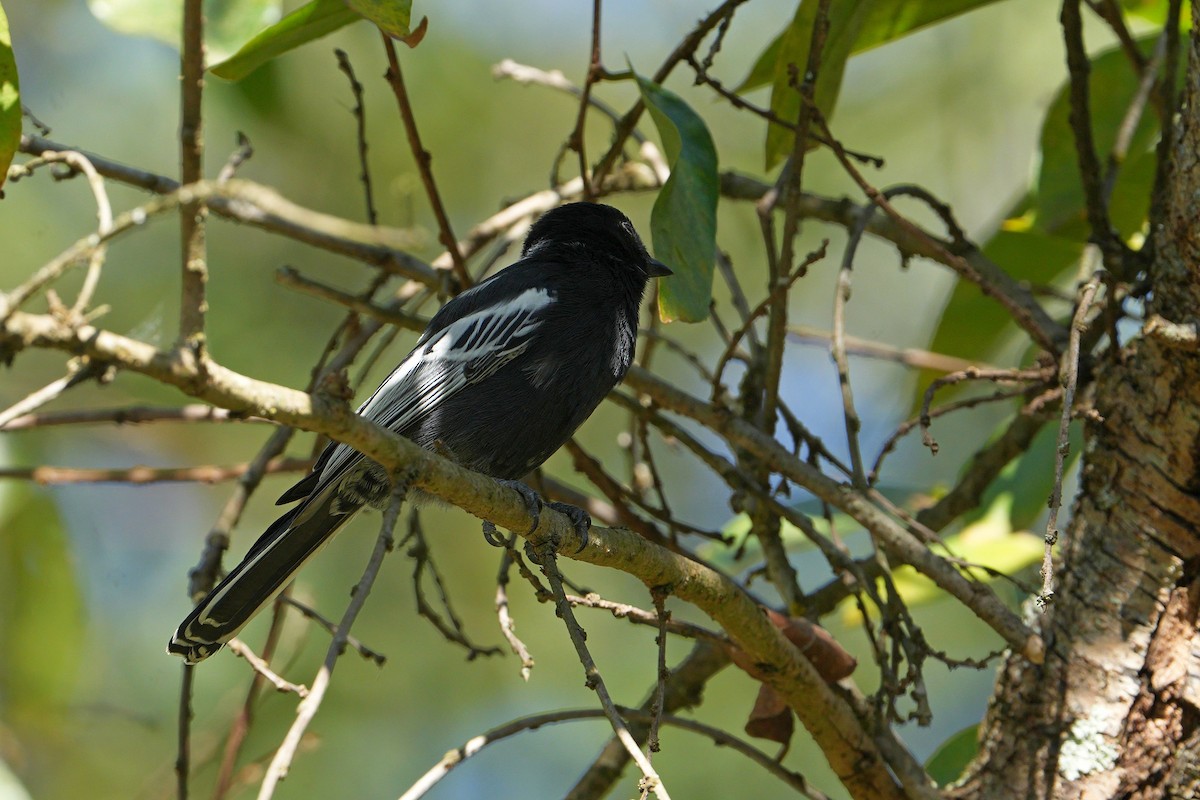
[564,439,672,544]
[917,366,1054,455]
[276,267,427,333]
[686,54,883,167]
[0,457,310,486]
[1101,31,1166,204]
[381,34,470,289]
[870,386,1037,482]
[1040,273,1101,606]
[788,324,990,373]
[215,132,253,184]
[495,533,536,680]
[179,0,207,354]
[0,360,107,429]
[176,664,194,800]
[565,641,733,800]
[257,476,409,799]
[761,0,830,432]
[1087,0,1149,73]
[808,106,1067,356]
[914,407,1055,532]
[226,638,310,697]
[0,403,265,431]
[214,591,294,800]
[710,242,829,395]
[739,12,833,614]
[533,542,671,800]
[397,706,827,800]
[590,0,754,185]
[492,59,644,144]
[1060,0,1130,275]
[404,508,503,659]
[566,0,604,198]
[8,150,114,316]
[565,592,727,644]
[648,588,670,754]
[831,203,872,487]
[334,49,379,226]
[277,594,387,664]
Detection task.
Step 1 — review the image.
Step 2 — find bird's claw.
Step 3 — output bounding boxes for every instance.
[547,501,591,553]
[497,479,544,535]
[496,480,591,554]
[481,520,507,548]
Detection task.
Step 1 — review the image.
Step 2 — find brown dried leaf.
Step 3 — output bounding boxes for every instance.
[744,683,794,745]
[728,608,857,683]
[766,608,858,682]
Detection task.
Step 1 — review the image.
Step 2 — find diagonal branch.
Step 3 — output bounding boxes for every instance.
[18,136,436,285]
[381,35,470,289]
[0,308,914,800]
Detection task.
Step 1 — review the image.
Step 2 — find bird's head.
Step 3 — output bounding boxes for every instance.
[522,202,673,281]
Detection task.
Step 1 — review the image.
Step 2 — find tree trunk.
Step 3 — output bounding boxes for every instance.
[952,14,1200,800]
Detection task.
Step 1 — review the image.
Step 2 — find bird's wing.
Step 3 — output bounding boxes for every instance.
[311,284,555,494]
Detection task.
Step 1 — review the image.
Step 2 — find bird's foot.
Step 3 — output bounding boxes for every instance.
[497,479,544,535]
[547,501,592,553]
[495,480,591,554]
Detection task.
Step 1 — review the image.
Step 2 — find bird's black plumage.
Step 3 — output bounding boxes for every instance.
[169,202,670,663]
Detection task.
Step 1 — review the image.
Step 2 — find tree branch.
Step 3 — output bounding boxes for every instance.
[0,307,911,800]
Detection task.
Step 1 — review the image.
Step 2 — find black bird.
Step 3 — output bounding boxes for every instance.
[168,202,671,663]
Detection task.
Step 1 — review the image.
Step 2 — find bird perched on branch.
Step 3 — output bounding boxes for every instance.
[169,202,672,664]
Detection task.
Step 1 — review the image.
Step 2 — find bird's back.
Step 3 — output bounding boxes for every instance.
[399,256,639,479]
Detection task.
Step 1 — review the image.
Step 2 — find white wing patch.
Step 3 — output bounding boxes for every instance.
[316,287,553,487]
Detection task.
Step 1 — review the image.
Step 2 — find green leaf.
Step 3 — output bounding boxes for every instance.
[86,0,283,65]
[209,0,359,80]
[915,226,1083,412]
[344,0,426,45]
[1119,0,1191,25]
[0,0,18,195]
[0,485,84,720]
[764,0,870,171]
[739,0,1003,95]
[854,0,1008,52]
[1033,36,1185,237]
[926,724,980,785]
[736,34,780,95]
[634,72,719,323]
[966,416,1082,531]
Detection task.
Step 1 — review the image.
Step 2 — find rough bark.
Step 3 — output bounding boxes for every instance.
[951,14,1200,800]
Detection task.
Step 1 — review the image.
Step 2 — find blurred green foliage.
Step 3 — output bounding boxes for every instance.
[85,0,283,64]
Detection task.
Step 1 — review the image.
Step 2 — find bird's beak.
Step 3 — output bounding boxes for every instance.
[647,258,673,278]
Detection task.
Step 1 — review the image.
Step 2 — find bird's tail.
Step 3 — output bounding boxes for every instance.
[167,485,358,664]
